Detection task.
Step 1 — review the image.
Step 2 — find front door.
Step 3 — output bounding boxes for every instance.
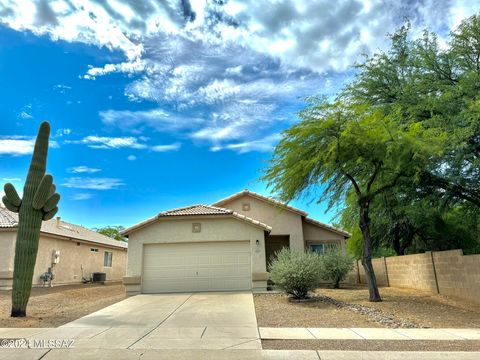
[265,235,290,269]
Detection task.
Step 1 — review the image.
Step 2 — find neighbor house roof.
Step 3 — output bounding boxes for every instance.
[0,207,127,249]
[304,217,351,238]
[212,189,308,216]
[122,204,272,235]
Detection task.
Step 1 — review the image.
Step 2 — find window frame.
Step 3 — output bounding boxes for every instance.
[104,251,113,267]
[307,242,339,255]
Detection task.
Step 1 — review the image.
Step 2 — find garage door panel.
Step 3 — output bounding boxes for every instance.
[142,241,251,293]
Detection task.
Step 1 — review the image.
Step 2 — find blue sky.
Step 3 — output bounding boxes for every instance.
[0,1,477,229]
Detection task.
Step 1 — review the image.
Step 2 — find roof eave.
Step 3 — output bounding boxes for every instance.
[304,217,351,238]
[122,212,272,236]
[213,190,308,217]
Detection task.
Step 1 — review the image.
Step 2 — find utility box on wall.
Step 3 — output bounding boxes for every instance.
[52,250,60,264]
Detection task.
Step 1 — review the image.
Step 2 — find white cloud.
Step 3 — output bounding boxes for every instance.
[1,1,478,152]
[0,135,59,156]
[2,1,475,74]
[99,108,203,134]
[54,84,72,93]
[151,143,181,152]
[85,58,146,79]
[71,193,94,200]
[67,136,147,149]
[211,133,281,154]
[55,128,71,137]
[62,177,124,190]
[2,178,21,182]
[127,155,136,161]
[67,166,101,174]
[0,137,35,155]
[18,111,33,119]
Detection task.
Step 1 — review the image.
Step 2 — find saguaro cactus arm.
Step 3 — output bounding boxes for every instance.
[43,206,59,221]
[43,193,60,213]
[4,183,22,208]
[33,175,53,210]
[2,196,19,213]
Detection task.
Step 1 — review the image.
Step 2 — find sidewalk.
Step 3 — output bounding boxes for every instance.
[259,327,480,340]
[1,349,480,360]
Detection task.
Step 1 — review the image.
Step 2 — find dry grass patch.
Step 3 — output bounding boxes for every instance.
[0,283,126,328]
[316,285,480,328]
[254,284,480,328]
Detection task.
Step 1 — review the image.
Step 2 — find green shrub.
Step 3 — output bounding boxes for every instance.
[269,248,323,299]
[321,249,354,288]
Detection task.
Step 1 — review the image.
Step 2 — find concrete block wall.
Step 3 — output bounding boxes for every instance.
[357,257,389,287]
[386,252,438,292]
[348,249,480,304]
[433,249,480,304]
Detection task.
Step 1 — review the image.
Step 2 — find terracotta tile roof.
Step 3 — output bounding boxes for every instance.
[304,217,351,238]
[0,207,17,228]
[122,204,272,235]
[158,204,232,217]
[0,207,127,249]
[212,189,308,216]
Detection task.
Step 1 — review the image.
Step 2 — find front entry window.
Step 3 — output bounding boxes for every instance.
[309,243,338,254]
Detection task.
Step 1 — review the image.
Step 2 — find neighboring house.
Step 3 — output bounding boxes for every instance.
[122,189,350,295]
[0,206,127,290]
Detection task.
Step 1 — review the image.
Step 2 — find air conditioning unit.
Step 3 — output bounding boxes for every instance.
[52,250,60,264]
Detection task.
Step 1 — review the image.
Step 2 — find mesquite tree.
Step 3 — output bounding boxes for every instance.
[2,122,60,317]
[263,101,442,302]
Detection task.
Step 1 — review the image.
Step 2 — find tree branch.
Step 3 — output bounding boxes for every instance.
[422,172,480,207]
[370,171,404,198]
[367,162,382,192]
[345,173,362,196]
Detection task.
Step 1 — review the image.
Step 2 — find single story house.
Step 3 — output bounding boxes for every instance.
[122,189,350,295]
[0,206,127,290]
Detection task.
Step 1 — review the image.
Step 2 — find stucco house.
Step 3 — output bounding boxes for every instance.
[0,206,127,290]
[122,190,350,295]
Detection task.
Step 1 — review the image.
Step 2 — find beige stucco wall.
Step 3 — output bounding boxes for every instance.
[125,216,267,295]
[302,222,347,252]
[0,231,16,289]
[218,195,305,251]
[0,230,127,289]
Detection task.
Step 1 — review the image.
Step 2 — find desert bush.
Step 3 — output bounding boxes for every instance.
[321,249,354,288]
[269,248,323,299]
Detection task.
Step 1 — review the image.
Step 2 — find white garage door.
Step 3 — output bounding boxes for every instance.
[142,241,251,293]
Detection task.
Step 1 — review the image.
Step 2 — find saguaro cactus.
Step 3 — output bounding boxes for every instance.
[2,122,60,317]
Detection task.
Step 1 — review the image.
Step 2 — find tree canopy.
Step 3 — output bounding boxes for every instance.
[95,225,127,242]
[263,13,480,301]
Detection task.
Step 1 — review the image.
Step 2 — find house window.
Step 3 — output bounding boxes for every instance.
[90,248,98,252]
[309,243,338,254]
[104,251,113,267]
[242,203,251,211]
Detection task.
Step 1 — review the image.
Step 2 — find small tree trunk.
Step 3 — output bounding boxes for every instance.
[359,200,382,302]
[392,223,402,256]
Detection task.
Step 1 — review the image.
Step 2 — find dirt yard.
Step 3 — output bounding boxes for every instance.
[262,339,480,351]
[254,284,480,328]
[0,283,126,328]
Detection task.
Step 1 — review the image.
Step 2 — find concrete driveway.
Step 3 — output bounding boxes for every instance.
[58,291,260,350]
